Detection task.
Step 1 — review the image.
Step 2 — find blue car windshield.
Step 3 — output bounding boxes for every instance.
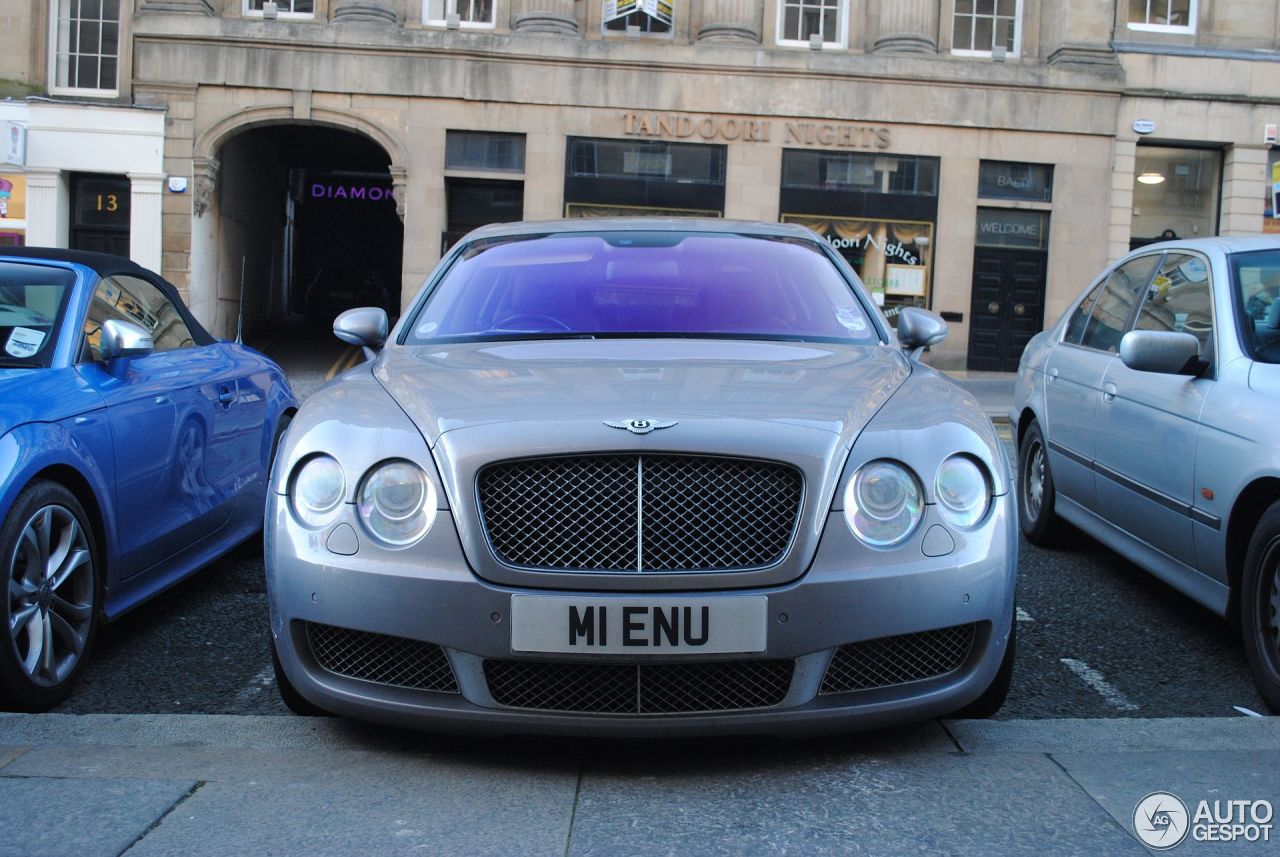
[0,261,74,368]
[403,231,880,346]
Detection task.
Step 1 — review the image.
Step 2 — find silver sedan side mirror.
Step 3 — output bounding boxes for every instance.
[333,307,389,361]
[1119,330,1202,375]
[99,319,155,361]
[897,307,948,360]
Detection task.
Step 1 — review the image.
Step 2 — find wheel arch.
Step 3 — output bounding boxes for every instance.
[1015,406,1040,448]
[1225,476,1280,625]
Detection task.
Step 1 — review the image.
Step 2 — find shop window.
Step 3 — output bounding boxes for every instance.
[564,137,726,218]
[1265,148,1280,235]
[244,0,315,17]
[1127,0,1195,33]
[445,132,526,172]
[952,0,1020,57]
[0,174,26,247]
[782,152,939,197]
[602,1,674,36]
[50,0,121,96]
[777,0,849,49]
[1131,145,1222,250]
[426,0,495,27]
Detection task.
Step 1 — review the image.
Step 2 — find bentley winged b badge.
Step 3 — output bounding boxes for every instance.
[603,418,678,435]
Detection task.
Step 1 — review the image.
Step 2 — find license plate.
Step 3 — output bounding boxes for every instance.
[510,595,768,655]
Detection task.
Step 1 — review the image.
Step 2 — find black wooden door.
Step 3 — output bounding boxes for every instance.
[966,248,1047,372]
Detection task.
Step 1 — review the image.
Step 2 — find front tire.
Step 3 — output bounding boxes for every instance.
[0,481,101,712]
[1241,501,1280,713]
[1018,420,1063,546]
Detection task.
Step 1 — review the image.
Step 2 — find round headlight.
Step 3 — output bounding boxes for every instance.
[290,455,345,528]
[843,460,923,547]
[357,460,437,546]
[935,455,991,528]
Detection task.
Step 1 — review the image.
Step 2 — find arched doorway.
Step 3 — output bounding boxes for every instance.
[198,122,404,382]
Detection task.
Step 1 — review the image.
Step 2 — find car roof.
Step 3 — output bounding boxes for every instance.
[0,246,161,279]
[1130,235,1280,256]
[459,218,820,242]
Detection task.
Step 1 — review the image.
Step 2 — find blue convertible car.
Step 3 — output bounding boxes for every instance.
[0,248,296,711]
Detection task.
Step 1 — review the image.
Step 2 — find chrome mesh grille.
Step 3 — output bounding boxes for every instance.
[306,622,459,693]
[483,659,794,714]
[477,454,803,572]
[819,624,977,694]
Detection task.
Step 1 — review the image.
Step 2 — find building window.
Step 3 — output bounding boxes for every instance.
[952,0,1020,57]
[602,1,674,36]
[50,0,120,95]
[425,0,495,27]
[1127,0,1195,33]
[777,0,848,49]
[445,132,526,172]
[244,0,315,17]
[563,137,726,218]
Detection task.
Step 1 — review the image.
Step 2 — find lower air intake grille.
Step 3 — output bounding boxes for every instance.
[484,659,794,714]
[306,622,459,693]
[819,624,977,694]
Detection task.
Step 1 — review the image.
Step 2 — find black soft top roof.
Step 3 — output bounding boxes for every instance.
[0,246,216,346]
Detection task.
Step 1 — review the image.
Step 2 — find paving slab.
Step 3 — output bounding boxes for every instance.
[0,776,196,857]
[946,716,1280,753]
[568,749,1144,856]
[1053,750,1280,855]
[122,765,577,857]
[0,746,27,768]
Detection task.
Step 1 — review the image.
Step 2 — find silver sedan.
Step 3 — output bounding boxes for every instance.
[1012,235,1280,711]
[266,219,1016,736]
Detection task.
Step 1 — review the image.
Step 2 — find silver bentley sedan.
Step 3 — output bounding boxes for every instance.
[1011,236,1280,712]
[265,219,1017,735]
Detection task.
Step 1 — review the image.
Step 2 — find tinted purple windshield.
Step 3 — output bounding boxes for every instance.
[404,232,880,345]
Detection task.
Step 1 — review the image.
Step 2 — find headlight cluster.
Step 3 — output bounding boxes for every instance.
[842,455,991,547]
[289,456,438,546]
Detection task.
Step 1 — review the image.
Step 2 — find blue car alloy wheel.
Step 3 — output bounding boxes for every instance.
[0,480,101,712]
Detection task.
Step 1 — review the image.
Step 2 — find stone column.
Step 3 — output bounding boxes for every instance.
[333,0,399,25]
[874,0,938,54]
[137,0,215,14]
[510,0,578,35]
[128,173,166,272]
[1041,0,1117,66]
[23,167,63,248]
[1220,144,1269,236]
[697,0,761,44]
[1107,139,1137,264]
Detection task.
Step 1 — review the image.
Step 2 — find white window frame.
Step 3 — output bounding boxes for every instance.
[775,0,850,50]
[951,0,1023,59]
[48,0,121,98]
[425,0,497,29]
[1127,0,1197,34]
[242,0,316,20]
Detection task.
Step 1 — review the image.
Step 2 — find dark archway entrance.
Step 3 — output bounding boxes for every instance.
[214,124,403,341]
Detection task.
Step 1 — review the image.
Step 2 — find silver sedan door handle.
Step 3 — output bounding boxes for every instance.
[1101,382,1117,403]
[1047,367,1059,383]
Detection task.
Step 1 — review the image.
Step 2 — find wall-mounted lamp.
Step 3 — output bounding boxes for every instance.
[1136,172,1166,185]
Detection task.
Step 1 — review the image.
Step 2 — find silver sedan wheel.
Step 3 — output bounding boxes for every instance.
[6,504,95,688]
[1023,440,1046,524]
[1266,539,1280,668]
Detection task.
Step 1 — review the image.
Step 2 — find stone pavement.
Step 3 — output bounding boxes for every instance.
[2,712,1278,855]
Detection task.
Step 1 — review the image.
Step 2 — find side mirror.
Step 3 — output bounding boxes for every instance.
[897,307,948,359]
[1119,330,1203,375]
[99,319,155,361]
[333,306,389,361]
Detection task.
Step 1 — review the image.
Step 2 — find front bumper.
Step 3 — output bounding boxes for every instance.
[265,496,1017,737]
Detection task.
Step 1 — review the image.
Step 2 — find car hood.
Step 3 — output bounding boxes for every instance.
[372,338,910,449]
[0,367,103,438]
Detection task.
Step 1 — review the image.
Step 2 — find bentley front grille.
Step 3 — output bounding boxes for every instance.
[305,622,459,693]
[819,624,978,694]
[477,454,803,572]
[483,658,795,714]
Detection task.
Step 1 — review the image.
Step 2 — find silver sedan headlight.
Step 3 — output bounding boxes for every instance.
[290,454,345,528]
[843,460,924,547]
[357,460,437,546]
[934,455,991,528]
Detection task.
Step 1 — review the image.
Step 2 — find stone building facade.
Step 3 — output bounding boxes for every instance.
[4,0,1280,369]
